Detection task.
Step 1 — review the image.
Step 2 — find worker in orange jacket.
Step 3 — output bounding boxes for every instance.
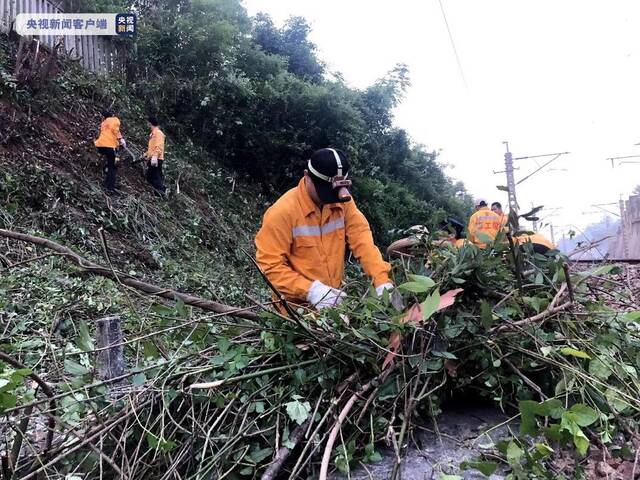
[143,116,166,196]
[491,201,508,230]
[467,198,504,247]
[514,233,556,254]
[94,110,126,193]
[255,148,392,310]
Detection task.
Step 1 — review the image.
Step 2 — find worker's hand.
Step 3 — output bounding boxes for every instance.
[150,156,158,167]
[307,280,346,310]
[375,282,394,297]
[119,138,127,147]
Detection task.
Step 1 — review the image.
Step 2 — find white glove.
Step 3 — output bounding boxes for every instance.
[119,138,126,147]
[375,282,394,297]
[307,280,346,310]
[150,155,158,167]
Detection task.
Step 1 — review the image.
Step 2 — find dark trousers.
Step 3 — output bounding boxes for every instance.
[97,147,117,191]
[146,160,166,194]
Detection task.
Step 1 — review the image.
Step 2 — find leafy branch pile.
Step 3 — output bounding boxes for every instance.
[2,233,639,479]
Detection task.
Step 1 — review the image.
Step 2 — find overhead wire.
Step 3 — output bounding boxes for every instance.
[438,0,468,90]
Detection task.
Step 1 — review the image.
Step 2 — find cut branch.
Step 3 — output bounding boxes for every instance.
[260,420,310,480]
[0,228,260,321]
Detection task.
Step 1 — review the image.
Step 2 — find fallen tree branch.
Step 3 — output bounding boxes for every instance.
[568,235,613,258]
[260,420,310,480]
[0,228,260,321]
[319,367,395,480]
[491,301,573,333]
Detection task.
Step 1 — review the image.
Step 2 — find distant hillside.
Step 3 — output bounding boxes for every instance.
[557,216,619,259]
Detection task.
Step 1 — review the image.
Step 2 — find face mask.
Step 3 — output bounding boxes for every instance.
[332,176,352,202]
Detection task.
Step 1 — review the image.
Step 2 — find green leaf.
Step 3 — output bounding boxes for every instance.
[0,392,17,411]
[151,304,175,316]
[132,373,146,386]
[218,337,231,354]
[285,398,311,425]
[409,274,435,287]
[143,341,160,359]
[248,447,273,464]
[560,347,591,360]
[437,475,462,480]
[506,441,524,465]
[64,359,89,376]
[480,301,493,330]
[589,357,611,380]
[461,460,498,476]
[605,388,629,413]
[76,320,94,351]
[239,467,254,476]
[476,232,494,245]
[519,399,564,435]
[533,443,554,457]
[363,443,383,463]
[540,346,553,357]
[585,265,621,277]
[623,311,640,323]
[432,350,457,360]
[421,290,441,321]
[146,432,176,451]
[398,275,435,293]
[572,428,590,456]
[538,399,564,419]
[519,400,539,436]
[146,432,159,448]
[176,298,188,318]
[569,404,599,427]
[398,283,428,294]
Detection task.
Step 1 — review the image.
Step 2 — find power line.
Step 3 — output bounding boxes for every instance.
[438,0,468,90]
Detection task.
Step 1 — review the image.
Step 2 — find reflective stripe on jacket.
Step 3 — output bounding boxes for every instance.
[94,117,122,148]
[255,178,391,304]
[468,207,503,247]
[146,127,165,160]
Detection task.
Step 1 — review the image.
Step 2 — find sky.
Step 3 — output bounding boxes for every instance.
[242,0,640,243]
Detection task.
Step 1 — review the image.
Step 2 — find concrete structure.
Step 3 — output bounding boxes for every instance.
[608,194,640,259]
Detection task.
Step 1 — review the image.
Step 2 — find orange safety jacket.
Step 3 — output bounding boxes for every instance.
[255,178,391,304]
[468,207,504,248]
[145,127,165,160]
[514,233,555,251]
[94,117,122,149]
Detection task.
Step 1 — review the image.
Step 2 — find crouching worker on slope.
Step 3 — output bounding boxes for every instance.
[144,116,166,196]
[255,148,393,311]
[94,110,126,193]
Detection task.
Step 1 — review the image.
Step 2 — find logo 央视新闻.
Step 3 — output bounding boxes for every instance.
[115,13,136,37]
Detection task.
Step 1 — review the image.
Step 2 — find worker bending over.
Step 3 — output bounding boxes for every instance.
[144,116,166,196]
[467,199,504,247]
[255,148,393,310]
[94,110,126,194]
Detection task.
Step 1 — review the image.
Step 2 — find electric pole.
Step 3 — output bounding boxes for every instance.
[620,199,629,259]
[495,143,569,232]
[503,142,518,227]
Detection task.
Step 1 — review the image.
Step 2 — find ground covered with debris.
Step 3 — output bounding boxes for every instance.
[2,29,640,480]
[2,219,640,479]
